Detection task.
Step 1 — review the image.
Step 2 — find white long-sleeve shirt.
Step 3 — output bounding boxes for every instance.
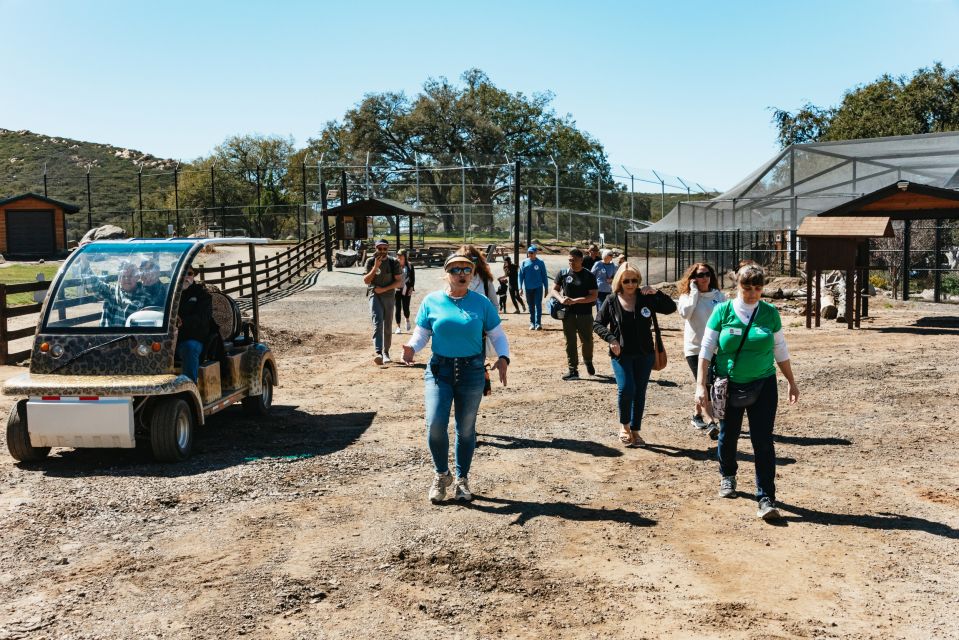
[677,287,726,356]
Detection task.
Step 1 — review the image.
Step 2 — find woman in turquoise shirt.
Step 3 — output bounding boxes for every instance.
[695,264,799,521]
[403,254,510,505]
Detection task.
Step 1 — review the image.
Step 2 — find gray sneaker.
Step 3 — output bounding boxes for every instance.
[757,498,781,521]
[453,477,472,501]
[705,422,719,440]
[691,414,708,429]
[718,476,737,498]
[429,471,453,504]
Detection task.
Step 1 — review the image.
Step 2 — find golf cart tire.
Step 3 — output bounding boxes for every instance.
[6,399,51,462]
[150,397,194,462]
[242,366,274,417]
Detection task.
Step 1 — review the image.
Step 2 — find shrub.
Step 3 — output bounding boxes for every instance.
[869,273,890,289]
[942,274,959,296]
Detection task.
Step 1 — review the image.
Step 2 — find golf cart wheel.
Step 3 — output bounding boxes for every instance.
[150,397,194,462]
[6,399,50,462]
[242,366,274,416]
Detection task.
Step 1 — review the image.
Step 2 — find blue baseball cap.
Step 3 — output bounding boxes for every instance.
[527,245,538,253]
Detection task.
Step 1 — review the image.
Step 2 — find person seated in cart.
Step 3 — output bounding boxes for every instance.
[176,266,215,383]
[78,257,149,327]
[138,259,168,308]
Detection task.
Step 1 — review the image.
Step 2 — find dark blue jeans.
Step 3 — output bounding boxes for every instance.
[717,374,778,503]
[424,354,486,478]
[525,288,543,326]
[610,352,655,429]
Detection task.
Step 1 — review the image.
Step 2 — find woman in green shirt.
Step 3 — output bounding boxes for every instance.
[695,264,799,521]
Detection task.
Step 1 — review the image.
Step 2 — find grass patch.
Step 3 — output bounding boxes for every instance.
[0,263,62,306]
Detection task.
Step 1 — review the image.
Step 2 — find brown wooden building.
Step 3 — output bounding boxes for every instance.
[0,193,80,257]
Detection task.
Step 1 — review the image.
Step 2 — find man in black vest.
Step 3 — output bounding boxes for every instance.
[363,239,403,364]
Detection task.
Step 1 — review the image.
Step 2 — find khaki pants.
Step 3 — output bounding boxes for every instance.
[562,313,593,371]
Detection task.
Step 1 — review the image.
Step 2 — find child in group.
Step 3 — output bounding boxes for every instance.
[496,279,509,313]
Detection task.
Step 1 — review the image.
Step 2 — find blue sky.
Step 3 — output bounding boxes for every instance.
[2,0,958,192]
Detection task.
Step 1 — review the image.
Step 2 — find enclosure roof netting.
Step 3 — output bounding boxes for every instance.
[642,131,959,232]
[324,197,425,217]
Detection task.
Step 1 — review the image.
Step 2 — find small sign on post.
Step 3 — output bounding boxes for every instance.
[33,274,47,304]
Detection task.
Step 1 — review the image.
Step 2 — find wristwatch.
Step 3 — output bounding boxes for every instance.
[498,355,510,365]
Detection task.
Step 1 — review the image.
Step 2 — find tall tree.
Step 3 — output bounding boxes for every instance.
[303,69,617,234]
[772,63,959,148]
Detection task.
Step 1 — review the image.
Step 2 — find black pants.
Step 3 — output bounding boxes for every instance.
[717,374,778,503]
[508,284,525,311]
[395,291,412,323]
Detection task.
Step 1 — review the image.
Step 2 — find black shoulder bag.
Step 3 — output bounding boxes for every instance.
[709,307,759,419]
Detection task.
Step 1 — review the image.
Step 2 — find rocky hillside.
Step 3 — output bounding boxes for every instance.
[0,128,177,214]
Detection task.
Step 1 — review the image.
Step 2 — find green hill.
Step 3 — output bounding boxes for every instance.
[0,128,177,216]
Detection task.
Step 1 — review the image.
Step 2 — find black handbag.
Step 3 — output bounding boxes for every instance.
[710,307,758,416]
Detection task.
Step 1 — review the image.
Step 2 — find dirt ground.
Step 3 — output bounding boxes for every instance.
[1,255,957,639]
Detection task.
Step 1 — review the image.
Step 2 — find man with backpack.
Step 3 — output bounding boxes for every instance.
[551,248,599,380]
[363,238,403,364]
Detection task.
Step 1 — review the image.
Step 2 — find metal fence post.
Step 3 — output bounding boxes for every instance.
[513,160,521,266]
[174,163,180,236]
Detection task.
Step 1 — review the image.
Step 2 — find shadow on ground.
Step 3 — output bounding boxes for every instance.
[26,406,375,479]
[777,502,959,539]
[642,442,796,466]
[460,495,657,527]
[478,433,622,458]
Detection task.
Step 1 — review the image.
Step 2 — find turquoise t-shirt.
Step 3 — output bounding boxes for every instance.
[416,290,502,357]
[706,300,781,383]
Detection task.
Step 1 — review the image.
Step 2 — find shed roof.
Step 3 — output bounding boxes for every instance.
[0,192,81,213]
[817,181,959,220]
[324,197,425,217]
[797,216,893,238]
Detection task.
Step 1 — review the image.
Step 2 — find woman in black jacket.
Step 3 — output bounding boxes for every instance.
[394,249,416,333]
[593,263,676,447]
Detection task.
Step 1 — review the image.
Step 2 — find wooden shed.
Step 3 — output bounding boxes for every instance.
[0,193,80,257]
[797,216,893,329]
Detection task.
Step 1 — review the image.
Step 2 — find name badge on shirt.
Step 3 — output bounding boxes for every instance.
[728,328,742,336]
[533,265,539,270]
[640,307,651,318]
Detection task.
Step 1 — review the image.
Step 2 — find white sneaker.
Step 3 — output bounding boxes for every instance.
[382,353,392,364]
[429,471,453,504]
[405,320,411,331]
[453,477,472,501]
[373,353,384,365]
[757,498,781,521]
[394,327,402,334]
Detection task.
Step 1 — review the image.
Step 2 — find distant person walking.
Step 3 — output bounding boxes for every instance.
[457,244,498,305]
[677,262,726,437]
[403,254,510,504]
[593,263,676,446]
[500,255,526,314]
[362,238,402,364]
[394,248,416,334]
[582,243,600,271]
[518,245,549,330]
[695,263,799,521]
[551,248,599,379]
[591,249,618,311]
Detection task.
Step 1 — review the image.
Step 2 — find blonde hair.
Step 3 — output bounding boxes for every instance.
[611,262,643,293]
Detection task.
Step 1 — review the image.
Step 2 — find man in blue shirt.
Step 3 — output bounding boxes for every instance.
[517,245,550,330]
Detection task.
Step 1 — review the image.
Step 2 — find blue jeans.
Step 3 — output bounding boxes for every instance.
[718,374,778,503]
[610,352,655,429]
[177,339,204,382]
[525,288,543,326]
[424,354,486,478]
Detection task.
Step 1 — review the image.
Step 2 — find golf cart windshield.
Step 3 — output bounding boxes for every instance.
[42,242,194,332]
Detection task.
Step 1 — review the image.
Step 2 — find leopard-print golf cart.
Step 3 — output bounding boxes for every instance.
[3,238,277,463]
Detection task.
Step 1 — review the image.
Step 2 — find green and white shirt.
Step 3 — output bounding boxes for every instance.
[701,299,789,383]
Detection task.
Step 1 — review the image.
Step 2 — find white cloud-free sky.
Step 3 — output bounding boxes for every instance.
[2,0,958,192]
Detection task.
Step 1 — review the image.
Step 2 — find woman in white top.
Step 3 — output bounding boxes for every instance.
[677,262,726,436]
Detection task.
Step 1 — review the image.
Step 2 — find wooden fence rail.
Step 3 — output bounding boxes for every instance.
[0,232,334,365]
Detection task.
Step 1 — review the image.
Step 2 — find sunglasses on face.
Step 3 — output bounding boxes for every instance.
[622,279,639,284]
[694,272,711,279]
[447,267,473,275]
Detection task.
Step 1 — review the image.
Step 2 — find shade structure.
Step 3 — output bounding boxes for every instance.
[642,132,959,233]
